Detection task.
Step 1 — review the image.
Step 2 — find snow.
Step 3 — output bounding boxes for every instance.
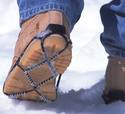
[1,0,125,114]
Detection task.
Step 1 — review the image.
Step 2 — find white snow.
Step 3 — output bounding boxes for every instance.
[1,0,125,114]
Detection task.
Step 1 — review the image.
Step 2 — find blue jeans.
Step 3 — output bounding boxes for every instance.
[17,0,125,59]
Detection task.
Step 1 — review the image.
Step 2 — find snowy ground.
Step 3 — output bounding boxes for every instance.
[1,0,125,114]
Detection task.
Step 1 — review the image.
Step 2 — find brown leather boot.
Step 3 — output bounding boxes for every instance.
[102,56,125,104]
[3,11,72,102]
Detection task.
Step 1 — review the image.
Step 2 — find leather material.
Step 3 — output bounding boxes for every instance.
[12,11,69,65]
[103,56,125,103]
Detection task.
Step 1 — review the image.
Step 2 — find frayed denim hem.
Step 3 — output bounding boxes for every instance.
[19,3,73,32]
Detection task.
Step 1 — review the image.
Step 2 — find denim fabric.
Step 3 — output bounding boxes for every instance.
[100,0,125,58]
[17,0,125,58]
[17,0,84,32]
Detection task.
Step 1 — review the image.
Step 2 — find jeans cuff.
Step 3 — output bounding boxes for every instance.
[106,49,125,59]
[19,3,72,32]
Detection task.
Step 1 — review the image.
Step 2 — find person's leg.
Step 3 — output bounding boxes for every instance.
[3,0,84,102]
[100,0,125,104]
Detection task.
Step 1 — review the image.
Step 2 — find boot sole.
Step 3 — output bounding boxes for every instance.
[3,35,72,102]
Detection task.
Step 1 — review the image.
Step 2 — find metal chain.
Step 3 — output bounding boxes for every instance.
[8,50,61,103]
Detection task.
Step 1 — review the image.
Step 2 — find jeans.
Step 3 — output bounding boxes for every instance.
[17,0,84,32]
[17,0,125,59]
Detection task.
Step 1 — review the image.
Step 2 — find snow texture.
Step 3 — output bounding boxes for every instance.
[1,0,125,114]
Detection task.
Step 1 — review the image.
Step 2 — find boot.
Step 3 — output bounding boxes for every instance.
[102,56,125,104]
[3,11,72,102]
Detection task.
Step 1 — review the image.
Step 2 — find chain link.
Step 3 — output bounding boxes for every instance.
[8,51,61,103]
